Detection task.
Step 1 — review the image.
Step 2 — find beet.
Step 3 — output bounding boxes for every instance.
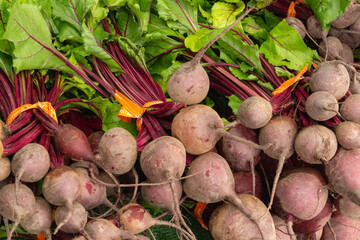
[259,116,298,210]
[335,121,360,149]
[321,211,360,240]
[309,61,350,100]
[0,157,10,182]
[294,124,338,164]
[84,218,138,240]
[233,170,263,199]
[97,127,138,175]
[0,183,36,240]
[54,124,95,162]
[55,202,88,234]
[341,43,354,63]
[117,203,196,239]
[183,152,273,239]
[42,166,81,234]
[334,196,360,218]
[305,91,339,121]
[306,15,329,39]
[274,168,328,221]
[293,198,332,234]
[20,197,52,238]
[318,36,343,60]
[272,214,291,240]
[236,96,273,129]
[167,8,252,105]
[339,94,360,122]
[331,1,360,29]
[325,148,360,205]
[209,194,276,240]
[88,130,105,154]
[140,136,186,182]
[217,123,260,171]
[285,17,306,39]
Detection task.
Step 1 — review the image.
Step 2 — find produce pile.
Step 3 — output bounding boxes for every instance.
[0,0,359,239]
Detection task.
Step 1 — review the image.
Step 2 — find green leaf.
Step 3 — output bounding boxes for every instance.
[211,1,244,28]
[218,31,264,73]
[203,96,214,108]
[242,16,268,43]
[126,0,151,32]
[305,0,350,30]
[90,96,138,136]
[3,3,73,73]
[51,0,96,32]
[257,80,274,90]
[248,0,274,9]
[57,21,83,43]
[184,27,225,52]
[0,52,14,80]
[275,67,293,78]
[64,75,97,99]
[259,19,313,71]
[115,7,142,44]
[227,94,242,115]
[156,0,198,34]
[82,23,123,73]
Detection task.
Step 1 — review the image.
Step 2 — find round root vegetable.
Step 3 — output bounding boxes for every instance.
[294,124,338,164]
[0,157,10,182]
[0,140,3,158]
[85,218,138,240]
[167,8,252,105]
[72,166,109,210]
[0,120,10,141]
[183,152,273,239]
[140,136,186,183]
[272,214,291,240]
[331,1,360,29]
[55,202,88,234]
[233,170,263,199]
[292,198,332,234]
[54,124,95,162]
[285,17,306,39]
[11,143,50,194]
[20,197,52,240]
[259,116,298,210]
[117,203,196,240]
[334,196,360,218]
[309,61,350,100]
[99,171,118,197]
[335,121,360,149]
[88,130,104,154]
[339,94,360,122]
[236,96,273,129]
[341,43,354,63]
[209,194,276,240]
[172,104,264,155]
[0,183,36,240]
[306,15,329,39]
[296,228,323,240]
[217,123,260,172]
[321,211,360,240]
[318,36,343,61]
[42,166,81,235]
[328,27,359,49]
[97,127,137,175]
[325,148,360,205]
[305,91,339,121]
[274,168,328,221]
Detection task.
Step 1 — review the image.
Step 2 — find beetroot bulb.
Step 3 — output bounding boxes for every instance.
[258,116,298,210]
[0,157,10,182]
[321,211,360,240]
[84,218,138,240]
[233,170,263,199]
[42,166,81,234]
[117,203,197,240]
[54,202,87,234]
[20,197,52,240]
[334,196,360,218]
[0,183,36,240]
[183,152,276,239]
[167,8,252,105]
[172,104,265,155]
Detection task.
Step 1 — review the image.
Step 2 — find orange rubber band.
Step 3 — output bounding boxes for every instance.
[287,1,296,18]
[37,234,45,240]
[6,102,58,125]
[272,64,308,95]
[114,90,163,130]
[194,202,209,230]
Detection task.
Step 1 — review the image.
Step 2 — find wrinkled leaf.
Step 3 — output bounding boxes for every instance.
[259,20,313,71]
[115,7,142,44]
[248,0,274,9]
[184,27,225,52]
[156,0,198,34]
[0,52,13,80]
[3,3,73,73]
[211,1,245,28]
[275,66,293,78]
[305,0,350,30]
